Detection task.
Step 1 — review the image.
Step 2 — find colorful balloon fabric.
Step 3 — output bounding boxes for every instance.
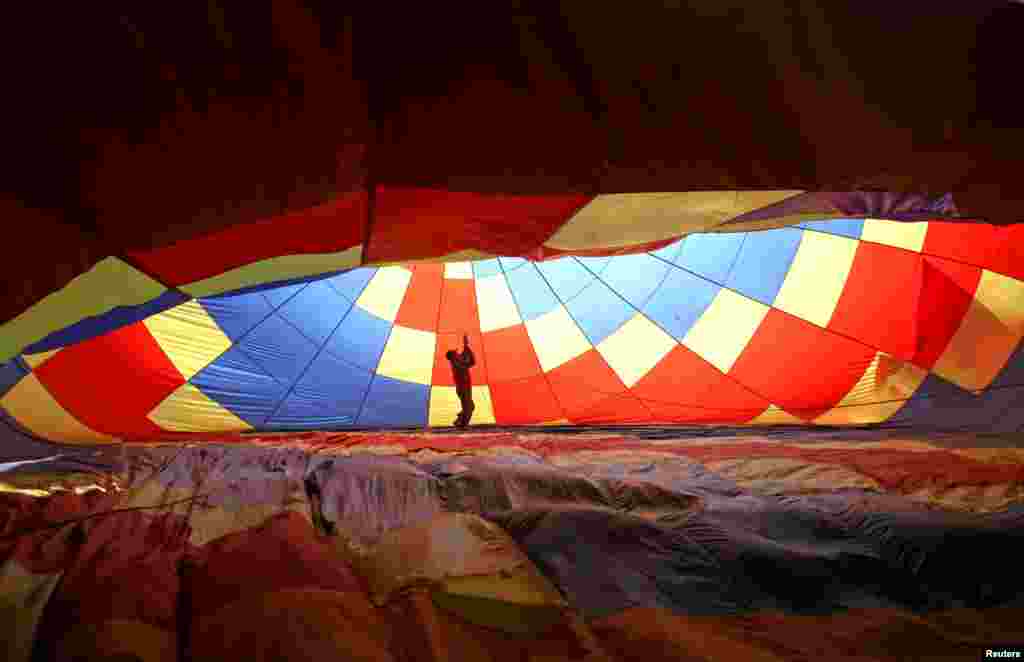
[1,218,1022,443]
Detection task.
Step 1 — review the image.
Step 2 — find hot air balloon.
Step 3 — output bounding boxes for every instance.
[3,2,1024,660]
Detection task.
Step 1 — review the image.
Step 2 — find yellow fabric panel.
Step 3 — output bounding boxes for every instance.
[355,266,412,322]
[142,300,232,381]
[0,257,167,364]
[773,230,859,328]
[860,219,928,252]
[597,314,677,388]
[814,353,928,425]
[747,404,804,425]
[0,560,63,662]
[376,325,437,385]
[475,274,523,333]
[0,483,50,497]
[442,568,561,607]
[147,382,252,433]
[682,288,770,374]
[544,191,804,251]
[0,373,117,444]
[21,348,61,371]
[702,212,849,234]
[181,245,362,297]
[428,385,496,426]
[443,261,473,279]
[932,269,1024,391]
[525,305,593,373]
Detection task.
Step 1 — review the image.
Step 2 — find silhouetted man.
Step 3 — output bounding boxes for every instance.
[445,334,476,428]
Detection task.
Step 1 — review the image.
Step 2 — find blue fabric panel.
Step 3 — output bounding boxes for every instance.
[535,258,597,303]
[0,358,28,399]
[799,218,865,239]
[673,233,746,285]
[199,290,275,342]
[565,280,635,346]
[649,237,685,263]
[276,280,352,346]
[356,375,429,427]
[191,344,291,426]
[473,259,503,279]
[505,265,561,322]
[22,289,189,354]
[325,267,376,302]
[236,313,319,385]
[323,305,391,373]
[498,257,528,273]
[203,270,345,299]
[261,282,310,309]
[575,256,612,275]
[600,253,672,310]
[265,352,374,429]
[725,227,803,306]
[643,268,722,341]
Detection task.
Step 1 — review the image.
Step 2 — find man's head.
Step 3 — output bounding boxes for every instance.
[445,350,457,361]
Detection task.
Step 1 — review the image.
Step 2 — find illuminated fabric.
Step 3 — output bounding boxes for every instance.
[0,219,1021,443]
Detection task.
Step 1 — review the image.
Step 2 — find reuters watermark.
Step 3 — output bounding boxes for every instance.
[984,648,1023,659]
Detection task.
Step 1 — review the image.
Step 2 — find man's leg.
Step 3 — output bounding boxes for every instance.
[456,389,473,428]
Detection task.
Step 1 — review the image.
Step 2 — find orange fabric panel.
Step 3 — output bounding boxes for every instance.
[572,393,653,425]
[128,192,367,287]
[33,321,183,438]
[366,188,591,263]
[189,512,364,615]
[437,279,480,335]
[395,264,444,332]
[28,507,189,662]
[545,350,629,421]
[481,324,543,383]
[489,374,564,424]
[828,241,923,361]
[911,256,981,370]
[192,588,395,662]
[632,345,769,424]
[923,220,1024,281]
[432,331,488,387]
[729,310,876,421]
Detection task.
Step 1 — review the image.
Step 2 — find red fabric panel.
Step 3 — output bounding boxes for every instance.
[433,331,488,386]
[729,310,876,421]
[128,192,367,287]
[923,220,1024,281]
[631,345,768,423]
[40,511,188,627]
[573,393,653,425]
[190,512,364,615]
[2,491,120,573]
[34,321,183,437]
[912,256,981,370]
[829,242,923,361]
[481,324,543,383]
[437,279,480,335]
[545,350,629,421]
[395,264,443,332]
[366,188,592,263]
[489,374,564,424]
